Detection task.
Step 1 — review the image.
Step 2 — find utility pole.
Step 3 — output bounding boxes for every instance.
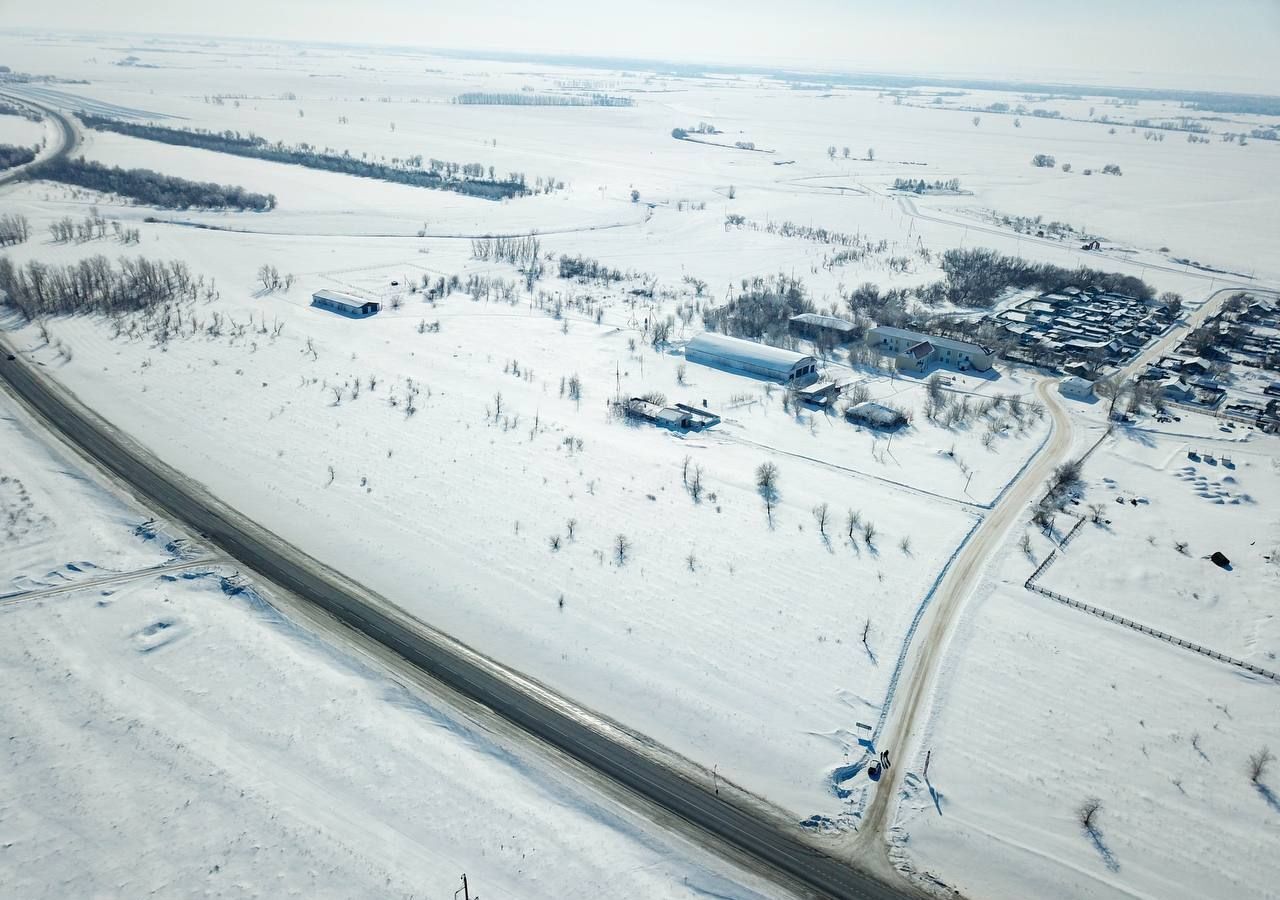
[455,874,476,900]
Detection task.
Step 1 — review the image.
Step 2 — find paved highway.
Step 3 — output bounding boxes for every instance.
[0,91,78,186]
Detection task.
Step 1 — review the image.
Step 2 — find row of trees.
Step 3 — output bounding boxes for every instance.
[0,255,198,319]
[0,143,36,170]
[48,210,141,245]
[0,213,30,246]
[38,157,276,211]
[453,92,633,107]
[77,113,543,202]
[558,254,624,283]
[704,273,814,342]
[892,178,961,193]
[927,247,1152,308]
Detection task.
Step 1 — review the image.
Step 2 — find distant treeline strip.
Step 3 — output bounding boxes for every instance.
[452,92,634,107]
[36,157,276,211]
[78,113,534,200]
[0,143,37,170]
[0,255,198,319]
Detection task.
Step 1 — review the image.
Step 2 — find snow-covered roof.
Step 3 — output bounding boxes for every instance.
[868,326,991,357]
[846,401,905,426]
[685,333,814,379]
[789,313,856,333]
[312,289,374,309]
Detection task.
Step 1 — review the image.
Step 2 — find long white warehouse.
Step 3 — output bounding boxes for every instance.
[685,332,819,384]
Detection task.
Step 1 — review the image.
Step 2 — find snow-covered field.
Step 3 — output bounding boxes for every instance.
[892,420,1280,899]
[0,388,779,900]
[3,29,1280,898]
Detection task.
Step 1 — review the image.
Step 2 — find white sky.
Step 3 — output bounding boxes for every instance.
[3,0,1278,93]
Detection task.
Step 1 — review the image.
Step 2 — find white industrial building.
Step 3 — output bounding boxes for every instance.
[311,289,380,318]
[685,333,819,384]
[867,326,994,373]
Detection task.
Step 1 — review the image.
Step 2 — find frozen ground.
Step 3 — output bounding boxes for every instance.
[1040,428,1280,664]
[2,29,1279,896]
[0,387,779,900]
[890,421,1280,899]
[0,383,183,597]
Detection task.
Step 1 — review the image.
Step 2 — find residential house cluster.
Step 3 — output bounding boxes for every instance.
[1147,293,1280,430]
[991,287,1175,373]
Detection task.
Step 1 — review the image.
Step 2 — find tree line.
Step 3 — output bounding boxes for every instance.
[0,255,198,319]
[925,247,1151,308]
[453,92,633,107]
[892,178,961,193]
[0,143,36,169]
[36,156,276,211]
[78,113,548,201]
[0,213,31,246]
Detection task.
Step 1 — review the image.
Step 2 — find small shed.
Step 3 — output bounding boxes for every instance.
[846,401,908,430]
[685,333,819,385]
[312,289,380,318]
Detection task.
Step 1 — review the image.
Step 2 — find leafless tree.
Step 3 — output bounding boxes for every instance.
[1249,747,1275,784]
[756,462,780,522]
[614,533,631,565]
[689,465,705,502]
[899,536,912,555]
[861,520,877,547]
[1077,798,1102,831]
[846,509,862,540]
[549,534,562,551]
[812,502,830,536]
[566,518,577,540]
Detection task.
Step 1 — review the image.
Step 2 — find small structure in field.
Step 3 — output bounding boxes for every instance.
[846,401,908,430]
[789,313,857,343]
[795,380,843,407]
[1058,376,1095,399]
[623,398,719,431]
[867,325,994,373]
[685,332,819,385]
[312,289,380,318]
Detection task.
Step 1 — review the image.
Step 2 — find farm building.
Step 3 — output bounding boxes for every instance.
[789,313,857,342]
[867,326,993,373]
[1058,376,1095,399]
[623,398,719,431]
[795,380,843,407]
[312,289,380,318]
[845,401,909,430]
[685,333,819,385]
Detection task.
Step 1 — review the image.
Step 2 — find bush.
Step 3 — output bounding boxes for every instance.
[1032,153,1057,168]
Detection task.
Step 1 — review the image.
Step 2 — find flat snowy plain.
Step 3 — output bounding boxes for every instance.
[2,30,1279,899]
[0,387,779,900]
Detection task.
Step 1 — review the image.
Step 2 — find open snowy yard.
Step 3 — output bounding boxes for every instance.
[1039,427,1280,664]
[890,431,1280,900]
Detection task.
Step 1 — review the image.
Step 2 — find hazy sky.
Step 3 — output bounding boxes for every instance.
[4,0,1278,92]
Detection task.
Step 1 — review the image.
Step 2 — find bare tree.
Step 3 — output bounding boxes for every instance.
[566,518,577,540]
[812,502,830,536]
[614,533,631,565]
[689,465,705,502]
[549,534,562,551]
[861,520,877,547]
[1077,798,1102,831]
[899,535,911,555]
[756,462,780,522]
[1249,747,1275,784]
[846,509,862,540]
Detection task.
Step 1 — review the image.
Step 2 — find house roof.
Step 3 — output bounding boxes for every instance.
[905,340,935,360]
[313,289,374,309]
[685,332,815,378]
[846,401,904,426]
[869,326,990,357]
